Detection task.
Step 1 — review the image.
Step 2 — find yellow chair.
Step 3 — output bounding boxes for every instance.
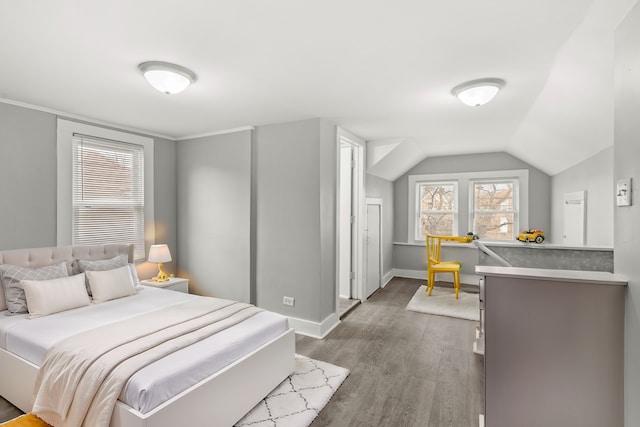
[426,234,462,299]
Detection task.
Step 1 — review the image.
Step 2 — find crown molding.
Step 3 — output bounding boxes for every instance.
[175,126,255,141]
[0,97,176,140]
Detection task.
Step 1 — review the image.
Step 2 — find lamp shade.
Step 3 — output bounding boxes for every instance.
[452,78,505,107]
[148,244,172,263]
[138,61,196,95]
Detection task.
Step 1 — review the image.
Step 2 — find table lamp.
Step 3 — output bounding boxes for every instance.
[148,244,172,282]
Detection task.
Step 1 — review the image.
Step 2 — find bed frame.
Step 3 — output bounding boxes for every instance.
[0,244,295,427]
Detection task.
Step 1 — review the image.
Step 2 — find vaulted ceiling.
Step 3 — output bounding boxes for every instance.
[1,0,636,178]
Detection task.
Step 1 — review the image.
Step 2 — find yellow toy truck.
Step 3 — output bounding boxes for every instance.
[517,229,545,243]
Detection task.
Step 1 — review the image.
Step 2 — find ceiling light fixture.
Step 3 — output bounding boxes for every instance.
[452,78,505,107]
[138,61,196,95]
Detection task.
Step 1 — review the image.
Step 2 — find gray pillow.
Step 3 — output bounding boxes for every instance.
[0,262,69,314]
[76,254,129,295]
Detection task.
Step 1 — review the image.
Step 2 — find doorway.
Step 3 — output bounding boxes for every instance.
[336,128,365,317]
[339,143,353,299]
[563,190,586,246]
[365,198,383,299]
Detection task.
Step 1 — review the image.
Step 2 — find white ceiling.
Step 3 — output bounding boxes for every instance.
[1,0,636,177]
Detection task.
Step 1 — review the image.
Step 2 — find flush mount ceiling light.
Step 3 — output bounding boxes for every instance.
[452,78,505,107]
[138,61,196,95]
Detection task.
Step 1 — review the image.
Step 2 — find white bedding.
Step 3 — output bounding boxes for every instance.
[0,287,288,414]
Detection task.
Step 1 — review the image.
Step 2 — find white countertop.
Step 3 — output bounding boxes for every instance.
[394,240,613,251]
[475,265,627,286]
[475,240,613,251]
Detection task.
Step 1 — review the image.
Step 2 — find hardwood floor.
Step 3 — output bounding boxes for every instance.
[339,297,361,318]
[298,277,484,427]
[0,278,483,426]
[0,395,21,423]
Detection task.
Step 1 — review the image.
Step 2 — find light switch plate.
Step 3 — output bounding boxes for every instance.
[617,178,632,206]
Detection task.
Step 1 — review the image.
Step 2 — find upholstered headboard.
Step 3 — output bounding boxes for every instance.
[0,244,134,311]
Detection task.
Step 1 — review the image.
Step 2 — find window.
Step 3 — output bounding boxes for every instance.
[471,180,518,240]
[57,120,154,260]
[416,181,458,238]
[408,170,528,243]
[72,135,145,258]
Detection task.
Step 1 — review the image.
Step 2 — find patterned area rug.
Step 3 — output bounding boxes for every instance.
[0,356,349,427]
[406,285,480,321]
[235,355,349,427]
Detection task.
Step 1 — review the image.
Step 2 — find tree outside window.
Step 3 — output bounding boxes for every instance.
[417,182,457,238]
[472,181,517,240]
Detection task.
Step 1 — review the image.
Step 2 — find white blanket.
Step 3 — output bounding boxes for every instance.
[32,297,262,427]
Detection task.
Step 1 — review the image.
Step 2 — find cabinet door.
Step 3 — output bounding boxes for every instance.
[484,275,623,427]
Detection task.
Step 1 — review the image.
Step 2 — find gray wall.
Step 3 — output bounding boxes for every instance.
[551,146,613,246]
[614,5,640,426]
[140,134,178,279]
[254,118,336,323]
[0,102,178,277]
[176,130,252,302]
[0,103,57,249]
[394,151,551,242]
[366,174,394,278]
[319,120,337,320]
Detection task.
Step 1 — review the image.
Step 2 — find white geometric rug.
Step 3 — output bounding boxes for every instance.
[234,355,349,427]
[405,285,480,321]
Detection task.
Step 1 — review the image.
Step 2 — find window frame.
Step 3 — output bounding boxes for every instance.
[469,178,520,241]
[414,180,459,240]
[57,119,155,260]
[408,170,528,244]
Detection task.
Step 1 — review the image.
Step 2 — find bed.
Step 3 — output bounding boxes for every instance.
[0,244,295,427]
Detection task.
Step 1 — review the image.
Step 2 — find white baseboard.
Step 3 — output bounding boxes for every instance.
[391,268,480,286]
[288,312,340,339]
[382,270,394,287]
[392,268,427,280]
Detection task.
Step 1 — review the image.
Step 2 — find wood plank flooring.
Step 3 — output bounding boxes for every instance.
[298,277,484,427]
[339,297,360,318]
[0,277,483,426]
[0,395,21,423]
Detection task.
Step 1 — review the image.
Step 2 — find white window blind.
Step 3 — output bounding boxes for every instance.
[72,134,145,259]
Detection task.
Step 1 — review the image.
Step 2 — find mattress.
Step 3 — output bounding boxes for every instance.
[0,287,288,413]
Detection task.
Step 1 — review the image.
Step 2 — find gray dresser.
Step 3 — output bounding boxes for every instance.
[476,266,626,427]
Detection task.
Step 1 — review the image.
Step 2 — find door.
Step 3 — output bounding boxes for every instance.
[563,190,586,246]
[336,128,365,307]
[339,144,353,298]
[365,203,381,299]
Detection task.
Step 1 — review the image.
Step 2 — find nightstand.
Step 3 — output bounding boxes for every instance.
[140,277,189,293]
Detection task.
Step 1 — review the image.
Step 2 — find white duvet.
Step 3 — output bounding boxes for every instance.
[0,288,288,415]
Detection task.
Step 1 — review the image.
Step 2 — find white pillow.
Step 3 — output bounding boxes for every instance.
[0,262,69,314]
[21,274,90,319]
[76,254,129,295]
[86,265,137,303]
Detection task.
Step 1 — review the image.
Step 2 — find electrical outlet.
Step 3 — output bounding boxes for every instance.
[283,296,295,307]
